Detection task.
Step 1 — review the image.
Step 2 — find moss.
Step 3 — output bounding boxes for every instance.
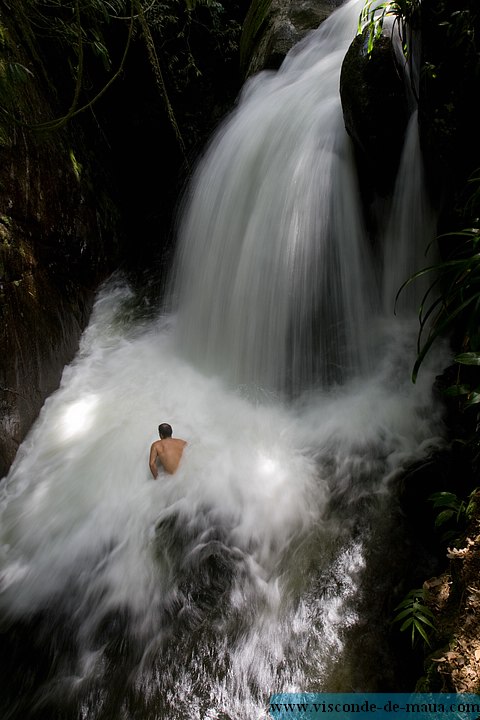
[69,148,82,180]
[239,0,274,74]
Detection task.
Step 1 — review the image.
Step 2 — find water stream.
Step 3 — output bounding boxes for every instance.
[0,1,449,719]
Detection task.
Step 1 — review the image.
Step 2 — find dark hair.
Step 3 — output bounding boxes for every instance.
[158,423,173,439]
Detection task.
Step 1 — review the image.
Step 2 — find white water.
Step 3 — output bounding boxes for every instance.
[0,2,448,719]
[382,110,437,316]
[171,0,376,394]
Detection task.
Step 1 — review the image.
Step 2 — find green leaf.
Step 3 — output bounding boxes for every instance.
[465,392,480,407]
[400,617,413,632]
[435,509,455,527]
[415,611,436,626]
[412,296,477,381]
[443,384,470,397]
[413,619,431,646]
[403,588,424,600]
[393,606,414,622]
[455,352,480,365]
[429,491,459,507]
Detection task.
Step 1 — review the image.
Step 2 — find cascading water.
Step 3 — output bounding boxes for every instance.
[0,2,449,719]
[381,20,437,318]
[382,109,437,317]
[171,0,376,394]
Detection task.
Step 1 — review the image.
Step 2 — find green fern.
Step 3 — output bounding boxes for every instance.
[393,588,436,646]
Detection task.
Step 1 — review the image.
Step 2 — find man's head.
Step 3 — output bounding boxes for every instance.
[158,423,173,439]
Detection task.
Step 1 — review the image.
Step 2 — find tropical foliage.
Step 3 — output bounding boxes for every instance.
[0,0,242,151]
[393,587,436,647]
[429,487,479,546]
[357,0,420,57]
[397,222,480,383]
[396,170,480,498]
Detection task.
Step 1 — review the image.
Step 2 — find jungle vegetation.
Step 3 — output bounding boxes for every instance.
[0,0,245,156]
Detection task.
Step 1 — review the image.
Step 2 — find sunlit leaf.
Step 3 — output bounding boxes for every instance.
[466,391,480,407]
[455,352,480,365]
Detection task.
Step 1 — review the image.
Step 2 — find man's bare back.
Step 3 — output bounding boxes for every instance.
[149,438,186,477]
[149,423,187,478]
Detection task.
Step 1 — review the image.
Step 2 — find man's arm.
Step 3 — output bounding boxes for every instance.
[149,443,159,479]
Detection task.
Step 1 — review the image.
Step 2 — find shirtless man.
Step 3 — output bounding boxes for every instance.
[149,423,187,478]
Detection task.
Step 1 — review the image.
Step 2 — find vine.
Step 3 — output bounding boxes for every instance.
[1,0,235,155]
[132,0,187,161]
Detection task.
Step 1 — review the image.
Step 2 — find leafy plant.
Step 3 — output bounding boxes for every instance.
[0,0,135,132]
[357,0,420,58]
[393,587,436,646]
[429,487,478,545]
[444,350,480,408]
[1,0,241,153]
[395,171,480,383]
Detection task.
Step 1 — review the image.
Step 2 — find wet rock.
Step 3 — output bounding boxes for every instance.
[240,0,343,79]
[0,17,122,477]
[340,27,410,197]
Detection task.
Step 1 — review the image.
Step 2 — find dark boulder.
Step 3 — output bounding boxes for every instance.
[340,27,410,197]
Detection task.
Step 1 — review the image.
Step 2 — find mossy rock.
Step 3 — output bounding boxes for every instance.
[240,0,343,79]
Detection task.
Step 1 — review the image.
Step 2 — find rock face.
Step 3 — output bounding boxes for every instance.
[0,129,120,476]
[0,227,93,477]
[0,17,122,477]
[340,28,410,198]
[240,0,343,79]
[0,0,248,478]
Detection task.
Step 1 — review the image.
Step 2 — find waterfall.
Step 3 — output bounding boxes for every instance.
[171,0,376,395]
[381,18,437,318]
[0,2,449,719]
[381,109,437,316]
